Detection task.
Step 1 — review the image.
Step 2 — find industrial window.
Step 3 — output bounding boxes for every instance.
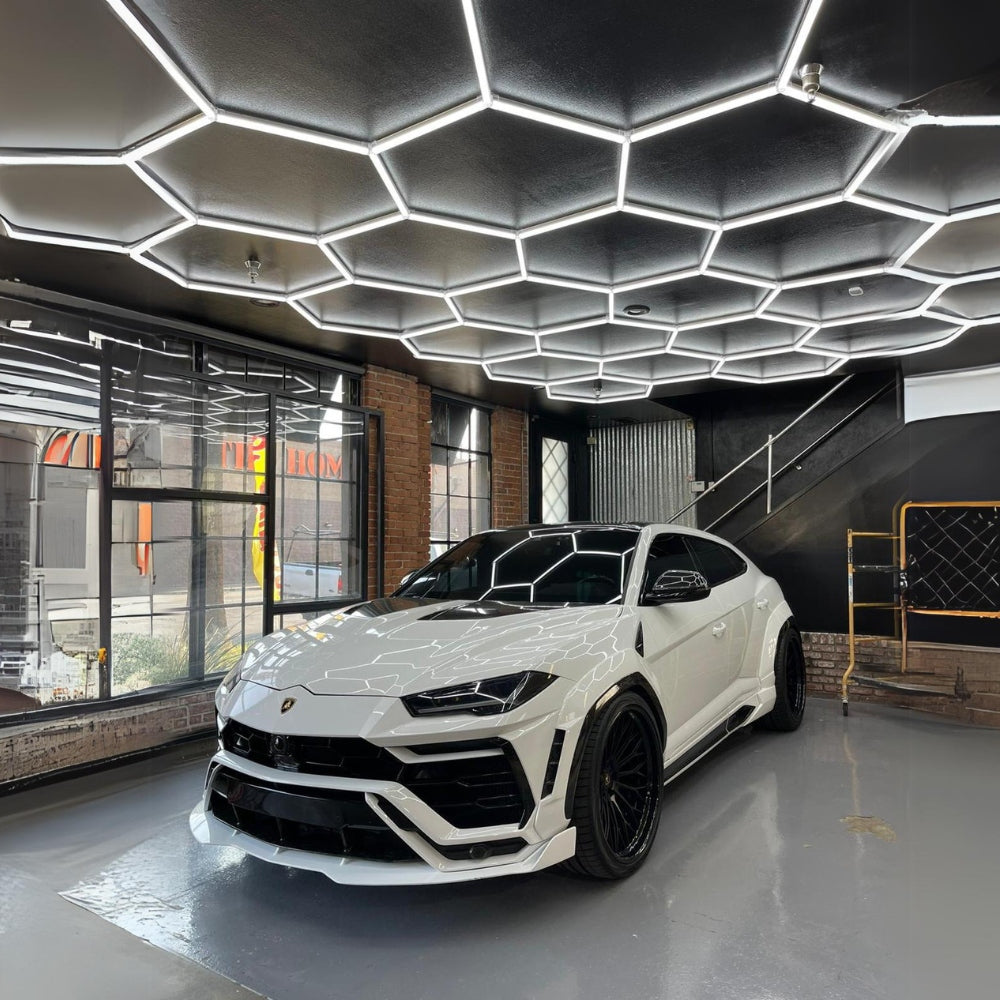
[0,299,371,716]
[430,398,491,560]
[541,437,569,523]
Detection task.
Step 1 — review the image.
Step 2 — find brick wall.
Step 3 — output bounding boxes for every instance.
[363,368,530,594]
[803,631,1000,727]
[362,365,432,595]
[491,406,529,528]
[1,687,216,787]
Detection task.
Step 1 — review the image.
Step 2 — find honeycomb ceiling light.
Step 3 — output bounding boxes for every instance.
[1,0,999,401]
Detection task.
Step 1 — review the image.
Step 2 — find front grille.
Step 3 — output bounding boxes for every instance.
[222,720,533,828]
[207,766,417,862]
[222,720,402,778]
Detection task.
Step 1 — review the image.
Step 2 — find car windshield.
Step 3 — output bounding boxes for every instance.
[396,526,640,605]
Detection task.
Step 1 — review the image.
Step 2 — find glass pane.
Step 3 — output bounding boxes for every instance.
[431,446,448,494]
[431,397,448,444]
[320,371,359,406]
[448,450,470,496]
[111,499,264,692]
[0,338,103,712]
[470,406,489,453]
[448,404,471,449]
[275,398,363,607]
[111,372,268,493]
[110,614,189,694]
[202,348,246,380]
[449,497,471,541]
[284,364,319,396]
[471,497,491,533]
[431,494,449,542]
[541,437,569,523]
[470,455,490,498]
[244,355,284,390]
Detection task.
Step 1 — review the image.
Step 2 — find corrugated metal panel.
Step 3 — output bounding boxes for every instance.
[590,419,696,526]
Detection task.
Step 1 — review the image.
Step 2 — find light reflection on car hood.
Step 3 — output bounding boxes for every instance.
[238,599,626,696]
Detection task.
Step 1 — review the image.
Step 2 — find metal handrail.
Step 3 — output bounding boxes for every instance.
[703,376,899,532]
[669,374,855,524]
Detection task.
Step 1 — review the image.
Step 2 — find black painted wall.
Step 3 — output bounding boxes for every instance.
[668,372,1000,647]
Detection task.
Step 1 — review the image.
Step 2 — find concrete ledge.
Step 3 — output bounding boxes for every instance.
[1,686,217,787]
[804,632,1000,727]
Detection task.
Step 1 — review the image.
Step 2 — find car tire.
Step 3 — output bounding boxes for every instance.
[563,691,663,880]
[759,622,806,732]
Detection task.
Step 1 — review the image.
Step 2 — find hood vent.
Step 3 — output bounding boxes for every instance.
[417,601,540,621]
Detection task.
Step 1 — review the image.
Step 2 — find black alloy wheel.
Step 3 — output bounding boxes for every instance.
[564,691,663,879]
[760,623,806,731]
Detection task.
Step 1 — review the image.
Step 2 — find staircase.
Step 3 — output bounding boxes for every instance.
[672,370,904,541]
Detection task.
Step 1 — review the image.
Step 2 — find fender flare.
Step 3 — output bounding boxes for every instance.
[757,600,796,680]
[562,672,666,820]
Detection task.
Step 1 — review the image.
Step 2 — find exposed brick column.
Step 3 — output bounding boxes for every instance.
[491,406,529,527]
[362,365,431,596]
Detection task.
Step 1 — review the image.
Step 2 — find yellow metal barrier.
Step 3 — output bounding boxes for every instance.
[842,502,1000,715]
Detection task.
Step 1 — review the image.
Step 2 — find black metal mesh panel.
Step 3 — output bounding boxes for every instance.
[904,506,1000,613]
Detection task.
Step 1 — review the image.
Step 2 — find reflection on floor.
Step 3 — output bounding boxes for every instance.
[2,698,998,1000]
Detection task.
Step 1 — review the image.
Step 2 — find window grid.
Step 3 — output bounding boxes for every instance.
[430,398,491,559]
[541,437,570,523]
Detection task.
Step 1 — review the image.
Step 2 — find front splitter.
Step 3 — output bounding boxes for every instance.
[190,804,576,885]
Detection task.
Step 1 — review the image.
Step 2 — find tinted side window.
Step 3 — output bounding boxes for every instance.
[643,534,699,591]
[686,537,747,587]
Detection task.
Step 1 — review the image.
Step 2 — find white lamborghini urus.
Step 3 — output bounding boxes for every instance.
[191,523,805,884]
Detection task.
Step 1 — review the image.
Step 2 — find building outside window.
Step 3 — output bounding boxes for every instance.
[430,398,491,559]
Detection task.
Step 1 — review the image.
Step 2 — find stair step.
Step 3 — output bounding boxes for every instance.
[851,673,957,696]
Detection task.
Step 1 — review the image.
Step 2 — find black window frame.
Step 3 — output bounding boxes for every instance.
[429,396,492,557]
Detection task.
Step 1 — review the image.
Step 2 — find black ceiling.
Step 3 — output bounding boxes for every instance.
[2,0,1000,415]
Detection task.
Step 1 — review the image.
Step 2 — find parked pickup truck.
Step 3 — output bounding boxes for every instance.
[281,562,342,601]
[281,526,343,602]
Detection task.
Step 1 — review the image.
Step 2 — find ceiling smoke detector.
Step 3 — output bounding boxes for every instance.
[848,285,864,297]
[799,63,823,100]
[244,256,262,284]
[623,303,650,316]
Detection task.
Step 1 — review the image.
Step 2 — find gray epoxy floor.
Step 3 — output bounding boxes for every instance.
[1,698,998,1000]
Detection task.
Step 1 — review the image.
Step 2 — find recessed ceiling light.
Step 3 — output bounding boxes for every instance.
[623,303,650,316]
[9,319,32,329]
[847,286,864,297]
[250,298,281,308]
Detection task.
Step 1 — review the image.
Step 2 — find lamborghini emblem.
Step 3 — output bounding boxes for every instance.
[280,697,296,714]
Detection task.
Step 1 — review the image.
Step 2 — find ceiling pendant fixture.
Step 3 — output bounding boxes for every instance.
[799,63,823,101]
[244,255,262,284]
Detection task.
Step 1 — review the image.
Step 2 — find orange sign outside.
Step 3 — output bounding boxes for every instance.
[221,440,343,480]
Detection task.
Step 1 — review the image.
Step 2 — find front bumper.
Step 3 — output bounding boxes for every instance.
[191,680,579,884]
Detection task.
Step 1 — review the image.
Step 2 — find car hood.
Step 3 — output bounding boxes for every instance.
[237,597,626,696]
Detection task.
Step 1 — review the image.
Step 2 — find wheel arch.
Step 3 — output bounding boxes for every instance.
[562,672,666,820]
[757,601,797,680]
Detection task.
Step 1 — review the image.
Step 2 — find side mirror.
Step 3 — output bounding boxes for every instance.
[399,569,421,588]
[642,569,710,605]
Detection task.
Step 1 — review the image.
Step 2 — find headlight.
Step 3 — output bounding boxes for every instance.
[402,671,558,717]
[218,663,242,697]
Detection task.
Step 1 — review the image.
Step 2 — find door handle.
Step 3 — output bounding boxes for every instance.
[712,622,727,638]
[755,598,769,609]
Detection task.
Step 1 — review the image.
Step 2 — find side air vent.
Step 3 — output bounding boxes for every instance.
[635,623,644,656]
[541,730,566,798]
